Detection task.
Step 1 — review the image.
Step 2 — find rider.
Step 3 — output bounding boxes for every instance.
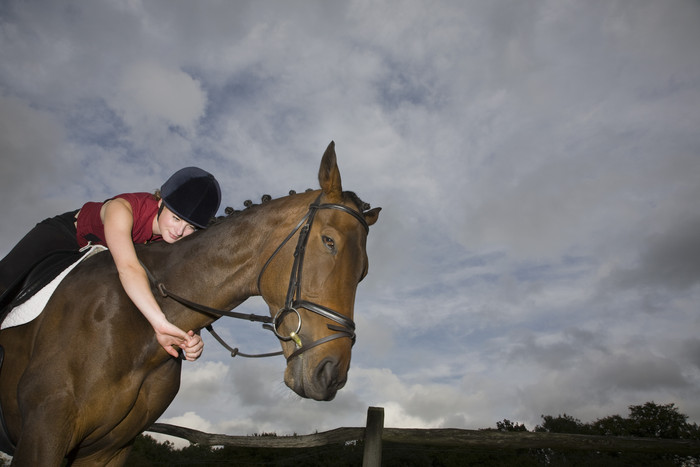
[0,167,221,361]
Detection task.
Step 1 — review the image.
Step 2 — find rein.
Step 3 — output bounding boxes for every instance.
[145,268,282,358]
[147,194,369,362]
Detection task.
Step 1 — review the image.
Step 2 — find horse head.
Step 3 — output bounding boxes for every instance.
[257,142,380,400]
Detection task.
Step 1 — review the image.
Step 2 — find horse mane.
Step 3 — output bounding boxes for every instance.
[209,189,372,226]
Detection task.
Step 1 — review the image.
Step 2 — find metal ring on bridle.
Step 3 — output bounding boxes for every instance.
[272,307,301,340]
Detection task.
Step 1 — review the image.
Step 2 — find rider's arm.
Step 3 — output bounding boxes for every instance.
[101,198,196,359]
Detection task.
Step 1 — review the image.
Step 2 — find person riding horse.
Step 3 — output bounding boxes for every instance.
[0,167,221,360]
[0,142,380,465]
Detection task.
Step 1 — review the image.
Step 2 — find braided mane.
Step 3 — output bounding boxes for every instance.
[209,189,371,226]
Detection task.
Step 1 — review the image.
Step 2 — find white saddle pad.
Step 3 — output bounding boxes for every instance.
[1,245,107,330]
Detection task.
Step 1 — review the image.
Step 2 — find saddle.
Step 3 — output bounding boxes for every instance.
[0,245,107,329]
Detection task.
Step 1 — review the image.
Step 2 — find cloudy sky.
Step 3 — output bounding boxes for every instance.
[1,0,699,445]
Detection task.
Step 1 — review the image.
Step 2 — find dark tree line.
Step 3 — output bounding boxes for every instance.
[527,402,700,439]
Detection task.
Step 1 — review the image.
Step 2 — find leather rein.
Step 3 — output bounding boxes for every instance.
[151,194,369,362]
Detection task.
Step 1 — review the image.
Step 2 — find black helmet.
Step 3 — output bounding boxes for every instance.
[160,167,221,229]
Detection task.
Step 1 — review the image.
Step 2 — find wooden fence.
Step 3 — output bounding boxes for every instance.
[147,406,700,466]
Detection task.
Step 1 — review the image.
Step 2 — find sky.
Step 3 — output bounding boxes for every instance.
[1,0,699,447]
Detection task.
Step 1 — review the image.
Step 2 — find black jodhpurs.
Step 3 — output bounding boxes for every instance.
[0,210,80,295]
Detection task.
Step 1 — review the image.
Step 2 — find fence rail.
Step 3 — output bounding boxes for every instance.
[146,424,365,449]
[147,407,700,465]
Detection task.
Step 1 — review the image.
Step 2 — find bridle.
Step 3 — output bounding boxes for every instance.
[152,194,369,362]
[257,194,368,361]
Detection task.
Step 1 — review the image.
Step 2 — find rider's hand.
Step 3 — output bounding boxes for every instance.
[182,330,204,361]
[153,319,190,359]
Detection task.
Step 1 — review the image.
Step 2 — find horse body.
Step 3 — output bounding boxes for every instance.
[0,142,380,466]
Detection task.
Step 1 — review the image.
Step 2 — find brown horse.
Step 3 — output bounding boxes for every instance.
[0,142,380,466]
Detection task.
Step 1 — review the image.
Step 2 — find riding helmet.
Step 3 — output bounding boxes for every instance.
[160,167,221,229]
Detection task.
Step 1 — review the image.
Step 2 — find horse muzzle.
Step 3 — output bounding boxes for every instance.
[284,342,351,401]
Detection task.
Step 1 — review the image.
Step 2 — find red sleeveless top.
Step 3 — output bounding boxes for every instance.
[75,192,163,248]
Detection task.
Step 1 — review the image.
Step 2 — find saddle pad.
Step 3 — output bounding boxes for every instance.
[1,245,107,330]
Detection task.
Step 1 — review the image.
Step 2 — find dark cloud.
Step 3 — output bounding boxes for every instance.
[611,215,700,291]
[594,353,690,391]
[505,328,606,371]
[676,338,700,371]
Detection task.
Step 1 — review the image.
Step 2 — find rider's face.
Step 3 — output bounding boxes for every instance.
[156,204,197,243]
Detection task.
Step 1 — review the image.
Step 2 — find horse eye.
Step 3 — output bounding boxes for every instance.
[321,235,335,250]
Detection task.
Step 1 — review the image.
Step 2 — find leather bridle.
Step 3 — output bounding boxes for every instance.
[152,194,369,362]
[257,194,368,361]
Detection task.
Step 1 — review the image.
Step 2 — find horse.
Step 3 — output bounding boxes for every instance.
[0,142,380,466]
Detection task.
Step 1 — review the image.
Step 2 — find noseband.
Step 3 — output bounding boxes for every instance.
[152,194,369,362]
[257,194,369,361]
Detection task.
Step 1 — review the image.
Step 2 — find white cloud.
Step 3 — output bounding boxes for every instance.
[114,62,206,130]
[177,361,231,402]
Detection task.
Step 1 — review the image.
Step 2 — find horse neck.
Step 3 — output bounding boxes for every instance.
[143,190,319,330]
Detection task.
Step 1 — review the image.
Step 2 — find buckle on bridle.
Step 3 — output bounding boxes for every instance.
[289,331,303,348]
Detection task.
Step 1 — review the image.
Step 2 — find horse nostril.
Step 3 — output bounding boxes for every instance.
[316,358,340,389]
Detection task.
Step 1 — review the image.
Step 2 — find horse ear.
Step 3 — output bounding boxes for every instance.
[364,207,381,226]
[319,141,342,197]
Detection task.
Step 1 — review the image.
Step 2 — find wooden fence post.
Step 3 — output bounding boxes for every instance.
[362,406,384,467]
